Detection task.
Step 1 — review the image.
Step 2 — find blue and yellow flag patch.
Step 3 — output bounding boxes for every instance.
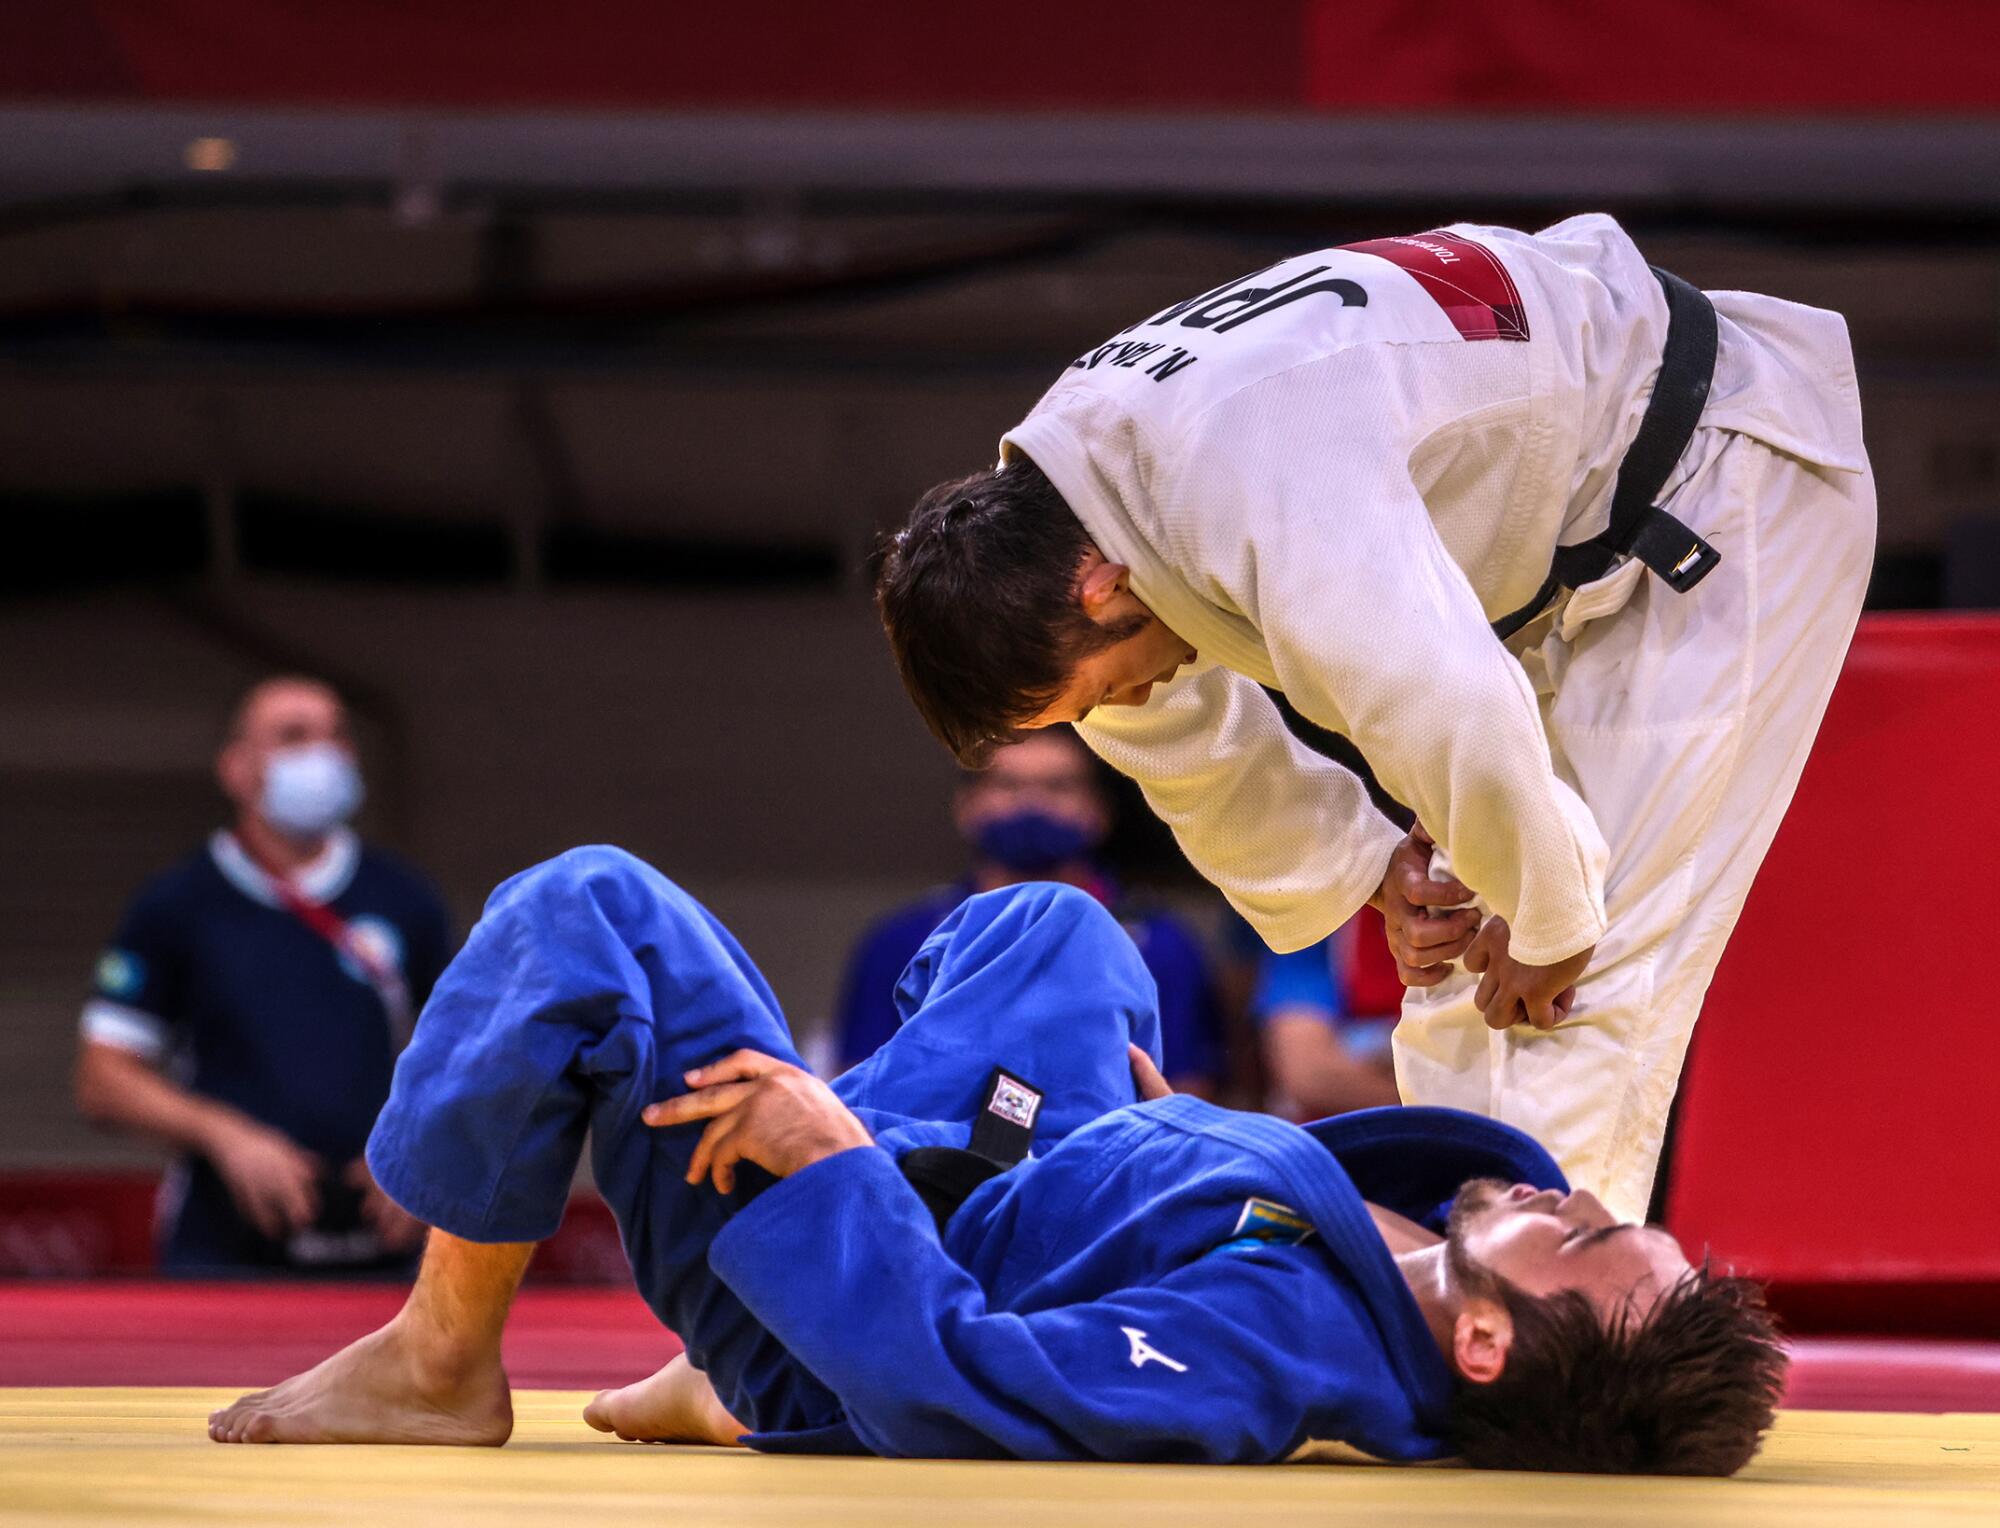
[95,948,146,1001]
[1212,1196,1314,1256]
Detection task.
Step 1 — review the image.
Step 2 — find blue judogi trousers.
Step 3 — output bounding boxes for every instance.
[367,846,1162,1435]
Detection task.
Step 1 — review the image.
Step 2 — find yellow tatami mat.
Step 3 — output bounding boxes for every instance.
[1,1389,1995,1527]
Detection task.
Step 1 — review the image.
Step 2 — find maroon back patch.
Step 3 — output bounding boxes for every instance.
[1342,231,1530,342]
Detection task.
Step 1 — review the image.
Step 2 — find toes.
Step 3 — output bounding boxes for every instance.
[208,1403,277,1445]
[583,1391,616,1432]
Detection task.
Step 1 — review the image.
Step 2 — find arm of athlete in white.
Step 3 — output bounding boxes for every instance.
[1078,661,1408,951]
[1082,395,1610,1028]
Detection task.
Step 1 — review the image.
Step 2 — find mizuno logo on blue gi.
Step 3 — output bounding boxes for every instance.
[1122,1327,1188,1374]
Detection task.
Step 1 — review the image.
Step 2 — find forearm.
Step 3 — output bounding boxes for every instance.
[74,1042,243,1157]
[1078,665,1403,952]
[1261,1014,1400,1118]
[1277,628,1608,965]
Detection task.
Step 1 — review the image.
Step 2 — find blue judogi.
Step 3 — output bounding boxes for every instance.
[369,847,1565,1464]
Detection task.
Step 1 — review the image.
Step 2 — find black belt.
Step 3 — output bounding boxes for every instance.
[1491,267,1721,642]
[898,1067,1043,1234]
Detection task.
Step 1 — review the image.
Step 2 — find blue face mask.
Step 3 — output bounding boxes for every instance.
[261,742,365,839]
[973,809,1098,874]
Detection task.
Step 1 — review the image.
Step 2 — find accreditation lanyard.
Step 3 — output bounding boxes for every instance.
[273,881,414,1042]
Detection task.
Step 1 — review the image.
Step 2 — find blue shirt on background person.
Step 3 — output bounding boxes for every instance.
[1236,910,1403,1121]
[75,677,451,1276]
[833,731,1224,1091]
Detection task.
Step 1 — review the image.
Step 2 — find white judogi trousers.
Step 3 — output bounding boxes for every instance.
[1394,425,1877,1222]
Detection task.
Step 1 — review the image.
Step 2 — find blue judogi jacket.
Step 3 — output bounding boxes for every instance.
[712,1100,1566,1462]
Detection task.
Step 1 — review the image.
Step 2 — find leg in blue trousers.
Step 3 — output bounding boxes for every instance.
[215,846,1163,1448]
[365,845,838,1433]
[835,879,1163,1152]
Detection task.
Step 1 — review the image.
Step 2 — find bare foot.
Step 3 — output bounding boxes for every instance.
[584,1354,745,1446]
[208,1320,512,1445]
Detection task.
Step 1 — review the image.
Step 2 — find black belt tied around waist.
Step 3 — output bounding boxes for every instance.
[899,1066,1044,1234]
[1490,267,1721,642]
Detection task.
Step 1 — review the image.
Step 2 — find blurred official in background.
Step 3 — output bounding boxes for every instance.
[73,677,451,1277]
[833,730,1223,1093]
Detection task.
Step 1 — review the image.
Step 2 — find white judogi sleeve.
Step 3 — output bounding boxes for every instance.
[1077,663,1404,953]
[1090,360,1611,966]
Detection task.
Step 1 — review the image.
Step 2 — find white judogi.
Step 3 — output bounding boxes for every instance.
[1001,214,1874,1218]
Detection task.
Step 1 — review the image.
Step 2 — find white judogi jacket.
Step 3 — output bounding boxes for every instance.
[1000,214,1866,963]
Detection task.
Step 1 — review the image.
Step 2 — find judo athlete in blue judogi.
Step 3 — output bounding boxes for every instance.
[209,847,1789,1476]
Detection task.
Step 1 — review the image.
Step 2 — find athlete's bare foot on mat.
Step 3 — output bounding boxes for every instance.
[584,1353,746,1446]
[208,1320,513,1446]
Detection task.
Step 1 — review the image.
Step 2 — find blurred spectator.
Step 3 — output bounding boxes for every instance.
[834,730,1223,1092]
[73,677,451,1277]
[1250,905,1403,1120]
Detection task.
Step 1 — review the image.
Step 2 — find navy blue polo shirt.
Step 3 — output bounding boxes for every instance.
[82,830,452,1275]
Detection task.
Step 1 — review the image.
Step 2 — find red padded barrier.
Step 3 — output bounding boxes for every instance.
[0,1172,632,1283]
[0,1282,678,1390]
[0,1281,1988,1411]
[1668,615,2000,1319]
[4,2,1994,113]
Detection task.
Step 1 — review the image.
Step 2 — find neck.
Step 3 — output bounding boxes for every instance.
[1394,1242,1465,1361]
[971,860,1098,894]
[1367,1201,1463,1365]
[233,813,328,880]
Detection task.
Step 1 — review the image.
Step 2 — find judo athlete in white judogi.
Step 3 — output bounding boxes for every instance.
[877,214,1875,1220]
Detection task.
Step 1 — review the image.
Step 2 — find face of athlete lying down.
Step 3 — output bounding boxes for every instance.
[1447,1178,1693,1318]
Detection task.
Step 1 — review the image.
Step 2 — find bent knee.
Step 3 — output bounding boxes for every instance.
[977,879,1115,932]
[542,844,655,884]
[978,881,1154,995]
[500,844,678,923]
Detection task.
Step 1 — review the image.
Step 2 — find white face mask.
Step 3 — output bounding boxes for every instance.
[260,742,364,839]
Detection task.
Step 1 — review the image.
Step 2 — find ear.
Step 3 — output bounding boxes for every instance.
[1075,554,1130,618]
[216,739,256,809]
[1452,1294,1515,1385]
[949,775,988,837]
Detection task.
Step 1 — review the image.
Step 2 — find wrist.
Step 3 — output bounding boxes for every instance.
[784,1122,873,1177]
[192,1103,254,1159]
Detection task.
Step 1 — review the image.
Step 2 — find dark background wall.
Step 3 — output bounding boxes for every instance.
[3,1,1997,1168]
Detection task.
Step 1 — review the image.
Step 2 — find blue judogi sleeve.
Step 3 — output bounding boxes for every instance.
[711,1144,1385,1463]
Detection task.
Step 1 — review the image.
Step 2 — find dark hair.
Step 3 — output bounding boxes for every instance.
[1448,1264,1788,1476]
[875,455,1147,766]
